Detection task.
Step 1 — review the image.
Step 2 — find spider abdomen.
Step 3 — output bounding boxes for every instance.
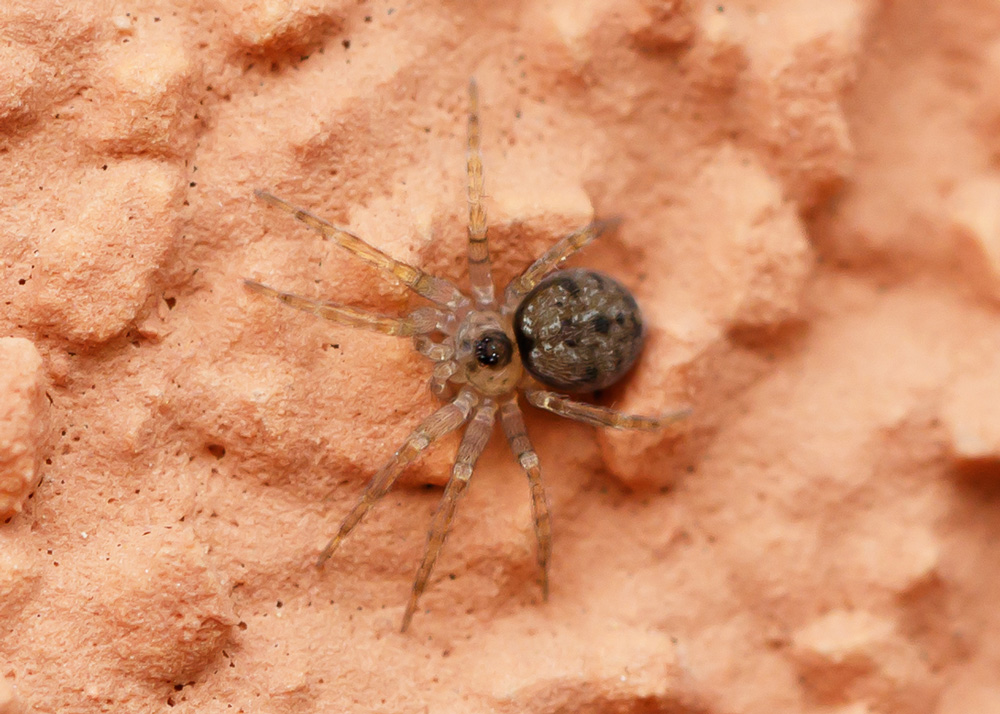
[513,268,644,393]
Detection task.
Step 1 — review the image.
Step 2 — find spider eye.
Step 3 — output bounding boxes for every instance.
[474,330,513,368]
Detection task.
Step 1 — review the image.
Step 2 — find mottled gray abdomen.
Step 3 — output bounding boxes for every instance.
[513,268,644,393]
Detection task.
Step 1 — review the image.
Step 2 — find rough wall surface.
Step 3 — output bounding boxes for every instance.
[2,0,999,712]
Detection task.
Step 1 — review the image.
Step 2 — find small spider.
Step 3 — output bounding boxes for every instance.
[246,80,690,631]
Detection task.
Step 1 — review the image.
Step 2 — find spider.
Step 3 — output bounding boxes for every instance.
[245,80,690,631]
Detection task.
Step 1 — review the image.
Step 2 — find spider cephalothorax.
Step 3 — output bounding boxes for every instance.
[246,80,690,631]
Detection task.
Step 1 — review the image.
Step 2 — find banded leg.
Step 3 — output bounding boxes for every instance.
[316,388,479,566]
[503,217,622,309]
[429,361,459,400]
[401,398,498,631]
[255,190,469,311]
[465,78,495,308]
[244,280,445,336]
[500,396,552,599]
[525,389,692,431]
[413,335,454,362]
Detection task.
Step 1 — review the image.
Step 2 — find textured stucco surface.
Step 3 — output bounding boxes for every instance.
[2,1,1000,712]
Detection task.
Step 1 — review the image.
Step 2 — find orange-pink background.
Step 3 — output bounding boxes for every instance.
[2,1,999,712]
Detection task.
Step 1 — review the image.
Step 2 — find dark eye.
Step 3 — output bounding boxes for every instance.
[474,330,514,368]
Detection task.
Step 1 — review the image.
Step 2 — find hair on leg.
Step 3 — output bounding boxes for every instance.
[316,388,479,566]
[243,280,445,336]
[499,396,552,599]
[255,190,469,310]
[525,388,691,431]
[503,217,621,310]
[465,78,495,308]
[401,398,497,631]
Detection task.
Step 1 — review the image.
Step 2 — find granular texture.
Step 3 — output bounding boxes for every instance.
[1,1,999,712]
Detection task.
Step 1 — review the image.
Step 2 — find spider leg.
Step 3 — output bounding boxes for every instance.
[429,361,459,400]
[524,389,692,431]
[499,396,551,599]
[316,388,479,566]
[401,398,497,632]
[413,335,454,362]
[255,190,469,311]
[244,280,446,336]
[503,217,622,310]
[465,78,495,308]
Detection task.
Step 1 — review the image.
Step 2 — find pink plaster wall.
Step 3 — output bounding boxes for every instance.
[2,1,1000,712]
